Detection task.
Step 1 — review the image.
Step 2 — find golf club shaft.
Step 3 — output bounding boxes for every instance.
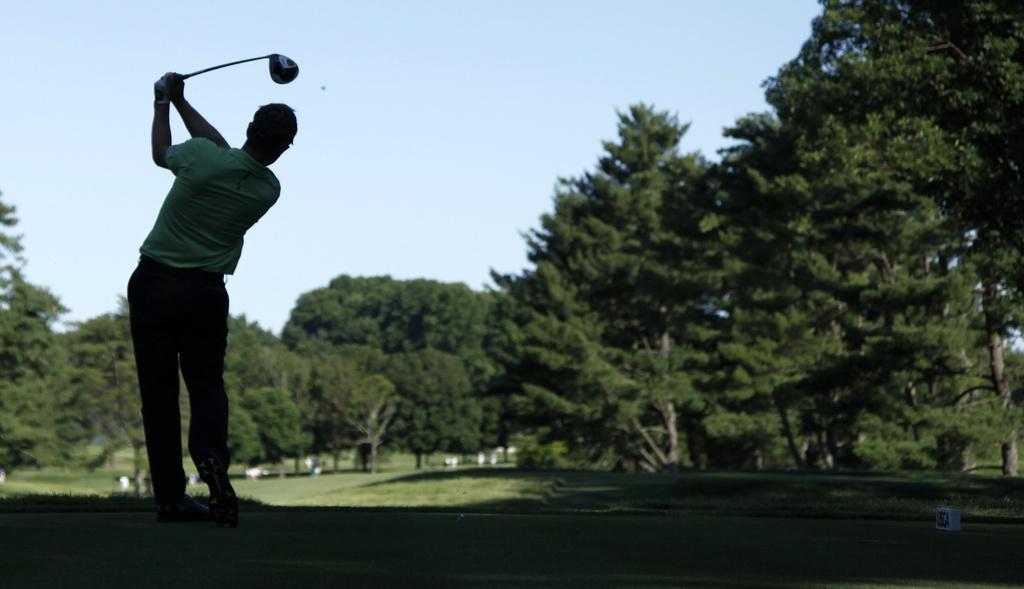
[181,55,273,80]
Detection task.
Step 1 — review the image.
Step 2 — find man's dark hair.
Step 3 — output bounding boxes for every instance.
[247,103,297,152]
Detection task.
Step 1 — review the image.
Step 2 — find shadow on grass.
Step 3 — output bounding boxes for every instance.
[332,467,1024,523]
[663,470,1024,523]
[4,470,1024,588]
[2,507,1024,588]
[4,468,1024,524]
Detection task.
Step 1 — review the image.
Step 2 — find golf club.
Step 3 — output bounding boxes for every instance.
[181,53,299,84]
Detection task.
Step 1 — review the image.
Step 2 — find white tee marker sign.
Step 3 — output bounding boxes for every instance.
[935,507,961,532]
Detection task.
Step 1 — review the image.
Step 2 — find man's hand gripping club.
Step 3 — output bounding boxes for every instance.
[151,73,230,169]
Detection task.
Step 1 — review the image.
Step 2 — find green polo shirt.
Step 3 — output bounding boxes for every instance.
[140,138,280,275]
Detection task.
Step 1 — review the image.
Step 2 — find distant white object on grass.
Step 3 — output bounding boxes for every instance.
[245,467,265,480]
[119,476,130,491]
[935,507,961,532]
[0,468,6,483]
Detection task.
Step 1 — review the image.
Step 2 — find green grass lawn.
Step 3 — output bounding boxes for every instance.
[243,468,1024,522]
[4,467,1024,587]
[274,468,549,508]
[0,467,127,496]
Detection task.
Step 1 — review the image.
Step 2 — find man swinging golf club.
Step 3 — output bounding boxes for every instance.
[128,72,297,527]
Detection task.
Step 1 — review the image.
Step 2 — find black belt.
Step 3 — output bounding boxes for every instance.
[138,255,224,285]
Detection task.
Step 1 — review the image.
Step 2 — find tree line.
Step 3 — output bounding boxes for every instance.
[4,1,1024,482]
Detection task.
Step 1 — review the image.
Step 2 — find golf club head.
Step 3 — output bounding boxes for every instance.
[269,54,299,84]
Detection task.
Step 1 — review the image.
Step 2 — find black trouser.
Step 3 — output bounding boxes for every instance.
[127,256,230,505]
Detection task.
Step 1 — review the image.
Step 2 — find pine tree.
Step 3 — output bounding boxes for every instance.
[761,0,1024,474]
[498,105,720,471]
[0,190,67,471]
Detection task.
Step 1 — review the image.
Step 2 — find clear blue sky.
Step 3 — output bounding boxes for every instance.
[0,1,820,335]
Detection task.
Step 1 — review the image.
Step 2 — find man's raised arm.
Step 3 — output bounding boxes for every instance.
[166,74,230,149]
[152,74,172,169]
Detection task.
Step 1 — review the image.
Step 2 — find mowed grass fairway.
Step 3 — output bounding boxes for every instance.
[3,468,1024,588]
